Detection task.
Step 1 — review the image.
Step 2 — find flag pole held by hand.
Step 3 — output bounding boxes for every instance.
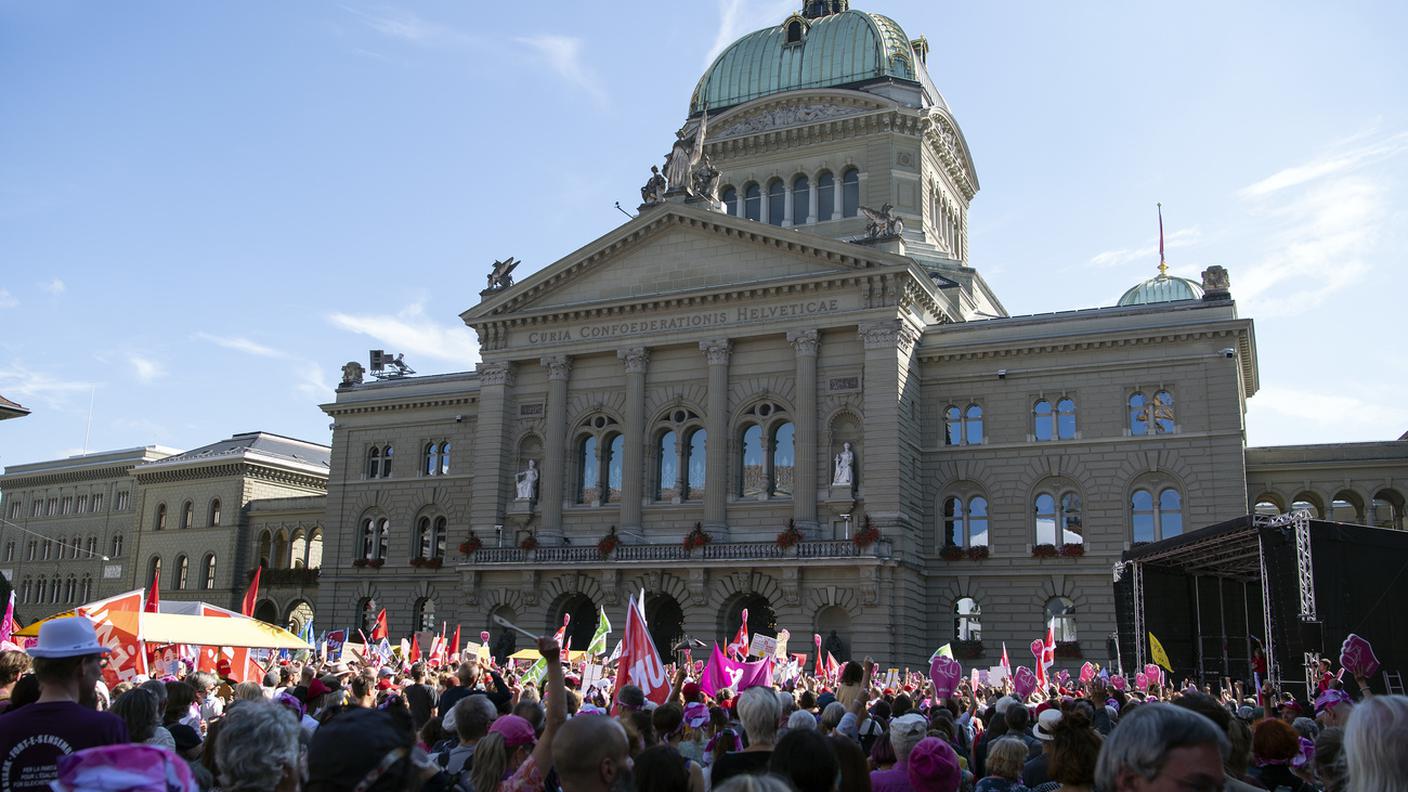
[493,614,541,642]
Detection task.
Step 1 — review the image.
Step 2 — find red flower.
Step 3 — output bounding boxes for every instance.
[520,536,538,551]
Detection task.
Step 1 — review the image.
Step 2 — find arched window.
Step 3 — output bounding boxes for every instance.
[272,533,288,570]
[766,179,785,226]
[841,167,860,217]
[111,533,124,558]
[209,499,221,527]
[181,501,193,529]
[576,414,621,504]
[50,576,60,604]
[737,402,792,498]
[944,406,962,446]
[64,577,75,603]
[722,186,738,216]
[356,598,375,635]
[955,597,981,641]
[201,554,217,590]
[34,578,45,604]
[657,430,679,501]
[376,518,389,559]
[156,503,167,531]
[366,446,380,478]
[1129,393,1148,436]
[432,517,446,559]
[257,530,272,567]
[1330,490,1363,523]
[1130,390,1176,435]
[1057,398,1077,440]
[21,579,31,604]
[1035,493,1058,546]
[148,556,161,588]
[1253,497,1282,517]
[414,598,436,633]
[359,519,375,560]
[1152,390,1175,433]
[786,19,804,43]
[81,576,93,601]
[425,442,438,476]
[1034,400,1054,441]
[771,422,795,496]
[743,182,761,221]
[942,495,989,549]
[687,429,707,497]
[606,434,624,502]
[1061,493,1084,544]
[1037,488,1083,546]
[1372,490,1405,530]
[439,442,451,475]
[578,436,599,503]
[964,404,984,445]
[1046,596,1077,642]
[1290,492,1321,518]
[175,555,189,590]
[1132,486,1183,542]
[381,445,393,477]
[307,530,324,568]
[791,175,810,223]
[816,171,835,221]
[416,516,447,560]
[290,531,307,568]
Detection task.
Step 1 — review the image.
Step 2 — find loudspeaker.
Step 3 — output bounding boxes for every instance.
[1299,620,1324,652]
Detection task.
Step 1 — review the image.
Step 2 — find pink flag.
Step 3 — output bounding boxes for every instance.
[701,642,774,697]
[0,592,15,647]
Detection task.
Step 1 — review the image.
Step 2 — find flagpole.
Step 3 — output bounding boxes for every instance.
[1157,202,1167,277]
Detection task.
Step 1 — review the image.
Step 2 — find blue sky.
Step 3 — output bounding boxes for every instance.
[2,0,1406,467]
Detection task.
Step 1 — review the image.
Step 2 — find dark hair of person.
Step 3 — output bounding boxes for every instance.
[0,651,31,685]
[8,674,40,710]
[770,728,839,792]
[111,688,160,742]
[869,730,896,767]
[798,690,816,711]
[1048,707,1101,785]
[30,655,86,685]
[840,661,863,686]
[829,734,870,792]
[635,744,689,792]
[1252,717,1299,762]
[713,728,739,764]
[164,680,196,725]
[892,693,913,717]
[627,709,657,747]
[1172,691,1231,733]
[653,702,684,739]
[1005,704,1030,731]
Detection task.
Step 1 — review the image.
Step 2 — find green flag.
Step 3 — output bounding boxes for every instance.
[587,606,612,657]
[521,655,547,686]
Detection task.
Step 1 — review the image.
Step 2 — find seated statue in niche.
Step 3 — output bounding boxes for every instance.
[515,460,539,501]
[833,442,854,486]
[822,629,845,662]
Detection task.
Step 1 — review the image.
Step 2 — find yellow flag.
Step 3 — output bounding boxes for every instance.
[929,644,953,662]
[1148,632,1173,672]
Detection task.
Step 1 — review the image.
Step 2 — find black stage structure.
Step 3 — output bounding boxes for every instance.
[1114,512,1408,699]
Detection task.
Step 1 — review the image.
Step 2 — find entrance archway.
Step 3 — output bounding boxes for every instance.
[645,594,685,662]
[285,599,314,635]
[253,599,278,625]
[815,605,852,662]
[487,605,519,663]
[553,594,597,652]
[721,593,777,648]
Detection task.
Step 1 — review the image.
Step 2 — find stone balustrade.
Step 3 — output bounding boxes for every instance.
[460,539,892,567]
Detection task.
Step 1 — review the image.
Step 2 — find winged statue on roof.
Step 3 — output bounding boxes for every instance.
[860,203,904,239]
[486,257,519,291]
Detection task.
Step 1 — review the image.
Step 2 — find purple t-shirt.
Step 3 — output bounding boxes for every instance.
[0,702,129,792]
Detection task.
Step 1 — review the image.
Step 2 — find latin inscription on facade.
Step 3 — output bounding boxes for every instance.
[519,403,544,417]
[523,298,847,346]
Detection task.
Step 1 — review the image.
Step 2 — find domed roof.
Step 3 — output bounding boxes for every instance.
[1117,272,1204,306]
[690,9,918,114]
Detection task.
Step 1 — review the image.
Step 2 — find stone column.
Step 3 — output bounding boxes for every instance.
[833,177,844,218]
[539,355,572,541]
[617,347,650,532]
[807,180,819,224]
[857,320,919,525]
[787,329,819,531]
[782,184,794,227]
[700,339,732,536]
[470,361,514,544]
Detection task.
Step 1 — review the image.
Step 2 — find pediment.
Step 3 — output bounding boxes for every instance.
[707,91,895,141]
[464,203,917,322]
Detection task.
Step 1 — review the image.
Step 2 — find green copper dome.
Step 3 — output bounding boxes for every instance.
[1117,273,1205,306]
[690,9,918,114]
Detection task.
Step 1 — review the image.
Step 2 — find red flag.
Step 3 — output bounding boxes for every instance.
[813,633,824,676]
[726,609,750,661]
[825,652,840,682]
[409,634,422,663]
[452,625,462,660]
[1042,627,1056,684]
[613,597,669,714]
[144,568,160,613]
[240,566,261,618]
[371,609,389,642]
[1000,642,1012,679]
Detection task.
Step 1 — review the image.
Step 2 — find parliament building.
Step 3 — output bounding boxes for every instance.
[5,2,1406,670]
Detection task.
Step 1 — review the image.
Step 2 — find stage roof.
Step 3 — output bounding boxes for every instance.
[1122,515,1264,581]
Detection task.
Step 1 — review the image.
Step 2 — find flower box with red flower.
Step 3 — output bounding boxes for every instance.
[520,536,538,551]
[852,521,881,549]
[940,544,965,561]
[966,545,990,561]
[459,536,482,556]
[367,558,385,568]
[1059,543,1085,557]
[1031,544,1059,558]
[597,534,619,558]
[410,557,425,568]
[683,524,711,552]
[352,558,368,568]
[776,521,802,549]
[425,557,443,569]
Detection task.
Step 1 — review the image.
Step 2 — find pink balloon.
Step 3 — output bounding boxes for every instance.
[1110,675,1127,691]
[1079,662,1095,683]
[1014,666,1038,699]
[1340,634,1381,678]
[1135,672,1149,691]
[930,655,963,698]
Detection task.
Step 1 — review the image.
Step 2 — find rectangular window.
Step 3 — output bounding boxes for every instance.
[61,497,73,515]
[47,498,58,516]
[32,501,41,517]
[76,495,88,513]
[115,491,129,511]
[7,501,18,519]
[92,493,104,512]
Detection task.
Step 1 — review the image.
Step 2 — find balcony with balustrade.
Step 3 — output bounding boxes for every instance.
[458,538,894,568]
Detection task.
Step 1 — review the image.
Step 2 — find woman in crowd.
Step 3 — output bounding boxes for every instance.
[1249,717,1312,792]
[468,635,565,792]
[1038,708,1101,792]
[215,698,301,792]
[1344,694,1408,792]
[976,736,1032,792]
[771,728,841,792]
[110,687,161,746]
[711,686,781,787]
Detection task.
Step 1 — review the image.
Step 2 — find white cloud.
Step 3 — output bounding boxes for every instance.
[342,6,477,47]
[1250,384,1407,429]
[193,332,287,359]
[1237,132,1408,200]
[294,361,332,400]
[515,35,608,108]
[0,363,97,409]
[39,278,65,295]
[326,302,479,366]
[129,355,165,384]
[703,0,796,67]
[0,289,16,308]
[1088,227,1202,269]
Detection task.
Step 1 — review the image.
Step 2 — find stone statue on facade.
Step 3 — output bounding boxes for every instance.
[641,165,667,205]
[515,459,539,501]
[494,629,516,665]
[485,257,519,291]
[860,203,904,238]
[340,361,364,387]
[690,152,721,204]
[663,109,709,196]
[833,442,854,486]
[822,629,845,661]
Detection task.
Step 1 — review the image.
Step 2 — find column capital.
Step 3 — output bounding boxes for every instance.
[858,320,919,353]
[699,338,733,366]
[617,347,651,374]
[540,355,573,381]
[786,329,820,357]
[476,361,515,387]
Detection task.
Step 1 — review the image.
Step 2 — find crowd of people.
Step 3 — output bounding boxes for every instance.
[0,614,1405,792]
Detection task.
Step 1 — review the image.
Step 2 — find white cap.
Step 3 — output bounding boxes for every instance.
[28,617,110,659]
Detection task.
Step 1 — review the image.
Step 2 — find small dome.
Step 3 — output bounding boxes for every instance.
[1117,273,1204,306]
[690,9,917,114]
